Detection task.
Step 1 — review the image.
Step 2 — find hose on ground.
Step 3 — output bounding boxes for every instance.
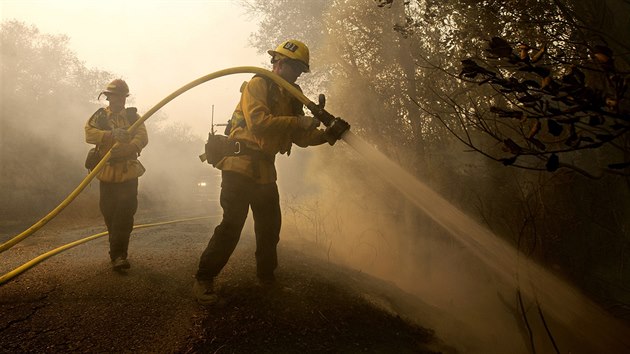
[0,215,219,285]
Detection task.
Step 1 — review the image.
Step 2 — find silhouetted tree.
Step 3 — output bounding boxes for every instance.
[385,0,630,177]
[458,38,629,176]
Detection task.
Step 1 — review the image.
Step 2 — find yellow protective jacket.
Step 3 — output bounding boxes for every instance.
[85,107,149,183]
[216,76,327,184]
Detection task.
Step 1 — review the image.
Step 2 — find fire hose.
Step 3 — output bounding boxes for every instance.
[0,216,217,285]
[0,66,350,254]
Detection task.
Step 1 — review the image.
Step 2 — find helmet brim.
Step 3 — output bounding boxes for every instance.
[290,60,309,73]
[103,91,130,97]
[268,50,309,72]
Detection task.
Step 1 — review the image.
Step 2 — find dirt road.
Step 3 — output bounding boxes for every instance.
[0,213,451,353]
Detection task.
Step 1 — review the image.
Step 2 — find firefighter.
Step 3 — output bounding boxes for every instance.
[193,40,335,303]
[85,79,149,271]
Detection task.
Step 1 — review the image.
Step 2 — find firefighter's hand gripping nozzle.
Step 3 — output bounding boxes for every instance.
[306,94,350,145]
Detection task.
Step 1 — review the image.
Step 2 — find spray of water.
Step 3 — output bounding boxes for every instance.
[340,130,630,352]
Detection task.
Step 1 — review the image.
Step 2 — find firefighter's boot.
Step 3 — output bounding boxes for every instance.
[193,279,218,304]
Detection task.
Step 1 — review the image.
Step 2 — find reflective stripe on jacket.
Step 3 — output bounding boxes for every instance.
[85,107,149,183]
[216,76,326,184]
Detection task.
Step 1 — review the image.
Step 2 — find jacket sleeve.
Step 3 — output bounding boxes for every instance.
[242,77,301,135]
[85,120,110,145]
[292,128,328,148]
[130,117,148,153]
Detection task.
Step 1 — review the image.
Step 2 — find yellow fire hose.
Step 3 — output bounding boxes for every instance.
[0,67,325,254]
[0,215,218,285]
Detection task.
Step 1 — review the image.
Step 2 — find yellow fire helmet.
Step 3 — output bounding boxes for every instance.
[103,79,130,96]
[267,39,310,72]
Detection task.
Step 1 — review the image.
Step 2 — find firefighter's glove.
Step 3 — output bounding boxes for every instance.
[296,115,320,131]
[112,128,131,143]
[110,143,138,158]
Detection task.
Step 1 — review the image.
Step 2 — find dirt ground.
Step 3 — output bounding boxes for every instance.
[0,212,454,354]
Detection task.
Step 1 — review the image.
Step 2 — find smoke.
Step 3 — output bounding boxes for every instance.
[0,20,219,233]
[138,112,214,217]
[0,18,237,236]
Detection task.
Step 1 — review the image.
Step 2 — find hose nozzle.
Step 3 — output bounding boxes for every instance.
[306,95,350,144]
[325,117,350,144]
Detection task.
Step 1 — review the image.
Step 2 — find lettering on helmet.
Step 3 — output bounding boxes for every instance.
[283,42,299,52]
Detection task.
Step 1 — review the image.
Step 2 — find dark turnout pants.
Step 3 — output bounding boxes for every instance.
[196,171,281,281]
[99,178,138,261]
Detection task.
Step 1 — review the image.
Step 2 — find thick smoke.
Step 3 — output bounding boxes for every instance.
[139,113,213,217]
[0,20,216,234]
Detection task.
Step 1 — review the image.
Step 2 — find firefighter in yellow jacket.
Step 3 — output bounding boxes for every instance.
[194,40,332,303]
[85,79,148,271]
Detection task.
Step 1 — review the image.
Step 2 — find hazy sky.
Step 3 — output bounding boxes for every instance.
[1,0,268,138]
